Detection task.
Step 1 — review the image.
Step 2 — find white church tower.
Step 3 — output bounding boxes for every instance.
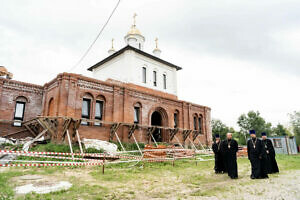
[88,14,181,96]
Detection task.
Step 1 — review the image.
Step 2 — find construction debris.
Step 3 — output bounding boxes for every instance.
[82,138,118,153]
[15,181,72,194]
[0,137,14,146]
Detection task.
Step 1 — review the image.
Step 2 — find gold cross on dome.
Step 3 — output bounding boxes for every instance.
[155,38,158,48]
[133,13,137,26]
[111,38,114,48]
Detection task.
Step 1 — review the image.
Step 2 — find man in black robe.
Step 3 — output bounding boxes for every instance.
[261,132,279,174]
[212,134,225,173]
[221,133,238,179]
[247,130,268,179]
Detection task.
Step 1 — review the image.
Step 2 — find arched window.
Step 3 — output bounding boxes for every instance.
[198,115,203,134]
[13,96,28,126]
[193,114,198,130]
[163,73,167,89]
[134,102,142,124]
[174,110,179,128]
[47,98,55,116]
[81,93,93,125]
[153,71,157,86]
[142,67,147,83]
[95,95,105,126]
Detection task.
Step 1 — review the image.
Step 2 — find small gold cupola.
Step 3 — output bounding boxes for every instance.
[124,13,145,50]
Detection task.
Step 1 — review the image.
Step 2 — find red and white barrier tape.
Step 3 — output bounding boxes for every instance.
[0,150,140,160]
[0,161,103,167]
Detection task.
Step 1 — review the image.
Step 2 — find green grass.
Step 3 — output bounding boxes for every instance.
[0,154,299,199]
[110,141,145,151]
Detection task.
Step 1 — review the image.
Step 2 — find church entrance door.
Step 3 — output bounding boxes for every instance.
[151,111,163,142]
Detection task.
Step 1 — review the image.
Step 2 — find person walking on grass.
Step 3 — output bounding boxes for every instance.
[212,134,226,174]
[261,132,279,174]
[221,133,238,179]
[247,130,268,179]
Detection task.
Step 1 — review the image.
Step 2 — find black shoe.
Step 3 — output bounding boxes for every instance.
[250,175,255,179]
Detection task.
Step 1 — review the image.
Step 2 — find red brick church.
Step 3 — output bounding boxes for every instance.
[0,17,212,146]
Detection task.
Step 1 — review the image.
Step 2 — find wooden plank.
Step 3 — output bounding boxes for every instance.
[188,137,198,151]
[170,128,179,141]
[147,127,156,143]
[132,133,143,156]
[127,124,137,139]
[37,118,56,136]
[182,130,193,142]
[109,123,125,151]
[66,130,74,160]
[192,130,200,141]
[76,130,84,155]
[3,129,28,137]
[23,129,48,151]
[196,137,206,151]
[24,124,37,137]
[174,135,184,149]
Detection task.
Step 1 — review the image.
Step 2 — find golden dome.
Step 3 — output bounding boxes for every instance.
[127,25,142,35]
[0,66,8,73]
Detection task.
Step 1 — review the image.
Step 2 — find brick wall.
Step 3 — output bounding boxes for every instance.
[0,78,43,137]
[0,73,212,146]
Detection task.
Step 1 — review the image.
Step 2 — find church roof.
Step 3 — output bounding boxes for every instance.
[87,45,182,71]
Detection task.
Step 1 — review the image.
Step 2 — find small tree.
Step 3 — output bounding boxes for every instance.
[272,124,288,136]
[211,119,230,140]
[237,110,272,137]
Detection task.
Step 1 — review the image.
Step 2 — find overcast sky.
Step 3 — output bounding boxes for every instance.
[1,0,300,129]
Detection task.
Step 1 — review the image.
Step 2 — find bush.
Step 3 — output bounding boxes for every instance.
[30,142,81,153]
[84,147,104,153]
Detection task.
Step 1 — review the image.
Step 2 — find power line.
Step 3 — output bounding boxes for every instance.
[68,0,121,72]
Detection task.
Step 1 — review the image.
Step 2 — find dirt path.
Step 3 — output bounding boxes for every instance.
[183,170,300,200]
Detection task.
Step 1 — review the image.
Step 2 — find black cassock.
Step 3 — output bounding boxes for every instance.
[212,141,225,173]
[247,138,268,179]
[262,139,279,174]
[221,139,238,178]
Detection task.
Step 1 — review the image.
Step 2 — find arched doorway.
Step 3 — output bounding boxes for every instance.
[151,111,162,142]
[48,98,55,116]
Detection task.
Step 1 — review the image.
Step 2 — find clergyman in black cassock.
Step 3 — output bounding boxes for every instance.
[247,130,268,179]
[261,132,279,174]
[212,134,225,173]
[221,133,238,179]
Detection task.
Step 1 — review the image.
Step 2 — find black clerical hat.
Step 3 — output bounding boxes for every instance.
[261,132,266,136]
[215,134,220,138]
[249,130,256,134]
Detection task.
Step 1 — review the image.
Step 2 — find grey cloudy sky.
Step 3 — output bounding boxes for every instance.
[1,0,300,129]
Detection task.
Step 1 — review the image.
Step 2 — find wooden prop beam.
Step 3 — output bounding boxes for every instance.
[128,124,138,139]
[66,130,74,160]
[182,130,193,142]
[76,130,84,155]
[188,137,198,151]
[23,124,37,137]
[131,133,143,156]
[174,135,184,148]
[109,123,121,141]
[169,128,179,141]
[37,118,56,137]
[192,130,201,141]
[110,123,125,151]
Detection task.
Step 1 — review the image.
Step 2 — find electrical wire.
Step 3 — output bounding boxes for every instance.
[68,0,121,72]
